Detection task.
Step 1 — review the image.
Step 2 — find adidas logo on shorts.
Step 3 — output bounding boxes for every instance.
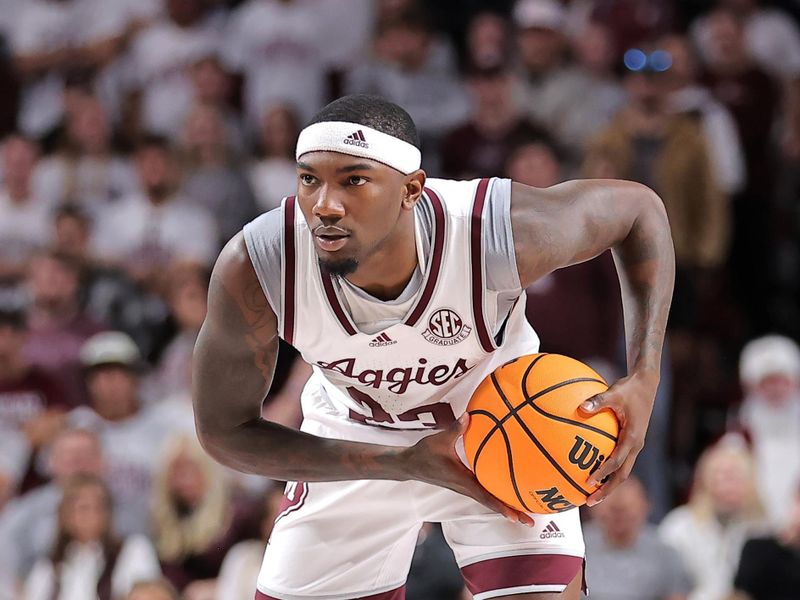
[368,333,396,347]
[343,130,369,148]
[539,521,565,539]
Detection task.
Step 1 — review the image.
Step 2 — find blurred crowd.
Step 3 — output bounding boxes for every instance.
[0,0,799,598]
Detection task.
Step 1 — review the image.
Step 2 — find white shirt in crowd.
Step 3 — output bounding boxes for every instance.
[0,190,53,268]
[248,158,297,213]
[10,0,127,136]
[23,535,160,600]
[692,7,800,78]
[215,540,265,600]
[127,15,222,136]
[92,193,219,269]
[222,0,328,125]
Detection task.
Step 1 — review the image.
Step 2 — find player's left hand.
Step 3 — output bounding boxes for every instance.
[577,370,659,506]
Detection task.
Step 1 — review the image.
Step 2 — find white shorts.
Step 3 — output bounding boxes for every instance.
[255,478,585,600]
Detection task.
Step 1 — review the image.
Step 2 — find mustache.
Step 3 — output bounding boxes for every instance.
[313,225,350,236]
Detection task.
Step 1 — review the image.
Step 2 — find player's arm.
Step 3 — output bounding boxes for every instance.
[511,179,675,505]
[193,234,530,524]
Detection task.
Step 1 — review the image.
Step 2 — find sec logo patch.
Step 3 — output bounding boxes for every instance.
[423,308,472,346]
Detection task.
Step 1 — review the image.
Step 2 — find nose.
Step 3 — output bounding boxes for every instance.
[312,186,346,221]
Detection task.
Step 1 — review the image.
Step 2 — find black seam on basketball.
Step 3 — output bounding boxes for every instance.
[526,402,619,442]
[491,373,592,498]
[468,409,534,513]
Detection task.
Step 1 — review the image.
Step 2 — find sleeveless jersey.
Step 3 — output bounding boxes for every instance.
[244,177,540,445]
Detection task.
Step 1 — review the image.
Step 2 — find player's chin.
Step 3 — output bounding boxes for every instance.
[317,254,360,277]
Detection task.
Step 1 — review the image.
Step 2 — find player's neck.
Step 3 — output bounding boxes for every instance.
[345,217,417,301]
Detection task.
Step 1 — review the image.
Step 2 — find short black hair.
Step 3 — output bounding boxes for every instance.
[307,95,420,149]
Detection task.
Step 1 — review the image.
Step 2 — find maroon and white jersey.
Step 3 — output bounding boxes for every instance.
[244,177,540,445]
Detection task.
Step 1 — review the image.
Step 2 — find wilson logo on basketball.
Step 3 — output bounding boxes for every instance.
[423,308,472,346]
[568,435,605,474]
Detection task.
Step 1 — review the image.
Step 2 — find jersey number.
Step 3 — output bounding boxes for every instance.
[346,386,456,430]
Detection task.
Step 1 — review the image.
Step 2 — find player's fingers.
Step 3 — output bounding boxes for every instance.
[585,453,637,506]
[456,468,534,527]
[585,436,634,489]
[578,391,614,415]
[456,411,470,435]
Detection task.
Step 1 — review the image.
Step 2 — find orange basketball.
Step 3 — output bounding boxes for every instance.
[463,353,619,514]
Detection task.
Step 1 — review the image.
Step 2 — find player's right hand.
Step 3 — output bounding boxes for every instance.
[399,413,535,527]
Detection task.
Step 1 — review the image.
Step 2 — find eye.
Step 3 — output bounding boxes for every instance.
[348,176,367,186]
[299,174,317,186]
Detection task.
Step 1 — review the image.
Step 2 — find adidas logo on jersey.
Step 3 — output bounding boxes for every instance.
[368,333,396,347]
[343,130,369,148]
[539,521,565,539]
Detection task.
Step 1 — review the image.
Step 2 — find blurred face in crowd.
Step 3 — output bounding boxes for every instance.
[27,254,80,311]
[55,211,91,260]
[624,71,667,114]
[168,449,207,509]
[167,0,204,27]
[86,365,139,422]
[698,445,753,517]
[659,35,697,89]
[182,104,228,156]
[296,152,423,278]
[518,26,564,76]
[192,57,230,106]
[573,23,616,76]
[506,142,561,188]
[467,12,508,67]
[1,136,38,200]
[376,23,431,71]
[50,430,104,484]
[706,10,748,69]
[753,373,800,406]
[136,145,178,202]
[0,319,26,365]
[169,271,208,331]
[261,105,299,159]
[591,477,650,547]
[468,69,514,112]
[61,481,111,544]
[68,97,110,155]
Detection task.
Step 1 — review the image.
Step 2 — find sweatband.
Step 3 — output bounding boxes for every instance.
[296,121,422,174]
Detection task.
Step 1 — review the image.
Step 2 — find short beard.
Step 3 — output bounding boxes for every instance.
[319,257,358,277]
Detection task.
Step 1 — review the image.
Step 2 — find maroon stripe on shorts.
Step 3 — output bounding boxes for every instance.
[283,196,297,344]
[255,585,406,600]
[470,178,495,352]
[461,553,583,595]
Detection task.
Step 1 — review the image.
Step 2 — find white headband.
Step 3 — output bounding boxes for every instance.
[296,121,422,174]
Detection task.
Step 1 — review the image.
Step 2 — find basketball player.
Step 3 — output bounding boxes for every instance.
[193,95,675,600]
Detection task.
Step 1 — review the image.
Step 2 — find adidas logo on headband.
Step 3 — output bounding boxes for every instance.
[343,130,369,149]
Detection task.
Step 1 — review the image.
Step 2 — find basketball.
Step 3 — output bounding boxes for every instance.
[463,353,620,514]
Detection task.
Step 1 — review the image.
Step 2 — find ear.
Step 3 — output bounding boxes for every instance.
[401,170,426,210]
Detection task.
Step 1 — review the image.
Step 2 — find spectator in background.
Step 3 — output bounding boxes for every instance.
[0,296,67,494]
[700,8,781,330]
[214,486,285,600]
[346,8,469,168]
[0,428,104,594]
[584,476,690,600]
[590,0,676,56]
[440,62,549,179]
[127,580,180,600]
[152,435,254,595]
[127,0,221,138]
[10,0,127,137]
[659,33,747,197]
[178,104,258,245]
[464,11,511,71]
[659,436,767,600]
[732,484,800,600]
[223,0,328,127]
[23,474,160,600]
[189,55,245,154]
[34,95,139,213]
[24,250,106,407]
[736,335,800,527]
[69,332,165,536]
[0,134,51,281]
[92,135,218,284]
[248,104,300,213]
[53,204,171,364]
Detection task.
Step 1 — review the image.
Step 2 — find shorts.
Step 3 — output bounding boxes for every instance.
[255,478,585,600]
